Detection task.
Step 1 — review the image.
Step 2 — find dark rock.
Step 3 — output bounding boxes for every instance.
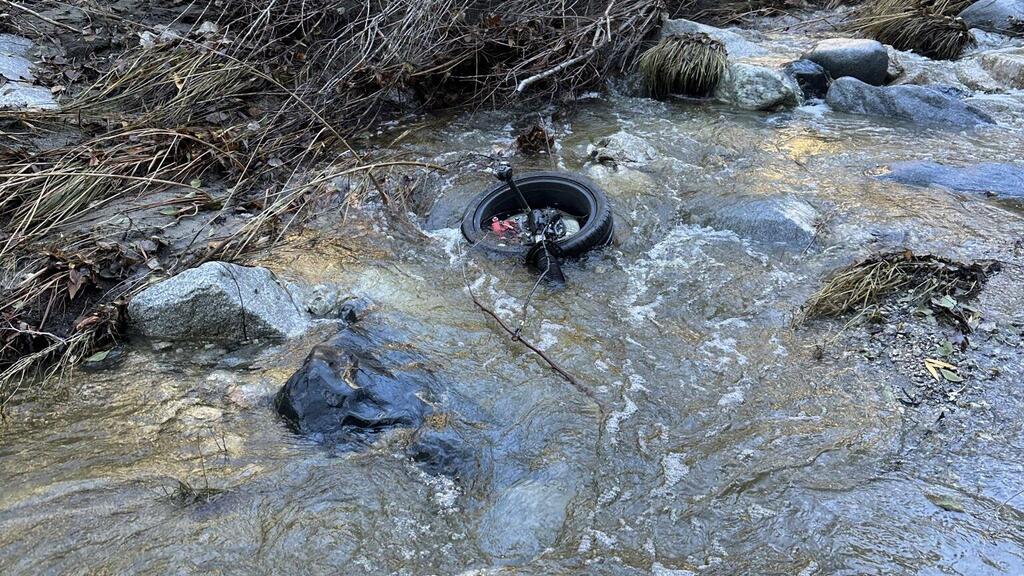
[784,59,831,100]
[274,327,433,445]
[879,161,1024,198]
[803,38,889,86]
[960,0,1024,36]
[408,427,477,480]
[339,297,374,324]
[825,77,996,127]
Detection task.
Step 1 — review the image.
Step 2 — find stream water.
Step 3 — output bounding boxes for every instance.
[3,28,1024,576]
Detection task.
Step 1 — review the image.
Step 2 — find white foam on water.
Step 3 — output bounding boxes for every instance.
[651,563,697,576]
[616,224,748,325]
[661,453,690,487]
[423,227,465,266]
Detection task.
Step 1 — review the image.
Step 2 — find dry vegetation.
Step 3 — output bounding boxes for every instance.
[0,0,666,406]
[850,0,976,59]
[801,250,998,322]
[638,32,727,98]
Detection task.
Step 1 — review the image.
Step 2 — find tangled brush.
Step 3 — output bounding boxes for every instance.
[852,0,976,60]
[801,250,997,321]
[637,33,727,98]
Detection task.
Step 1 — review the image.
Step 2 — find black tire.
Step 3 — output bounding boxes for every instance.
[460,171,614,258]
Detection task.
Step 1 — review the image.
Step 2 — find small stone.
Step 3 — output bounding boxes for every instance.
[588,131,657,167]
[784,59,831,100]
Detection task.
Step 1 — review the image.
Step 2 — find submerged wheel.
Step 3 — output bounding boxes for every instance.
[460,171,614,258]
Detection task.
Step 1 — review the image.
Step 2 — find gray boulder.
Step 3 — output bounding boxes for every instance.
[826,77,996,127]
[129,261,310,342]
[960,0,1024,36]
[661,18,767,59]
[695,197,820,247]
[803,38,889,86]
[714,63,801,110]
[879,161,1024,198]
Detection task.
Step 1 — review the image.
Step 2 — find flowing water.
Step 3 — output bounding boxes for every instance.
[4,33,1024,575]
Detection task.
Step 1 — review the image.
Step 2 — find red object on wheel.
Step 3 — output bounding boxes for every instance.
[490,216,518,238]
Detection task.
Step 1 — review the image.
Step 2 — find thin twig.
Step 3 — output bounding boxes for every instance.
[458,246,595,402]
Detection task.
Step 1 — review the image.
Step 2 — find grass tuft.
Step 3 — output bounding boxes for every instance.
[851,0,976,60]
[638,33,727,99]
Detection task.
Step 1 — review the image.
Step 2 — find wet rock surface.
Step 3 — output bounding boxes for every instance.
[660,18,767,59]
[715,63,802,110]
[0,34,58,110]
[803,38,889,86]
[274,327,434,445]
[880,160,1024,198]
[784,59,831,100]
[960,0,1024,36]
[587,131,658,167]
[128,261,310,343]
[826,77,997,127]
[980,48,1024,88]
[6,10,1024,576]
[692,196,821,247]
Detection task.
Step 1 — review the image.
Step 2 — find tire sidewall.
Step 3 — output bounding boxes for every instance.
[460,171,612,258]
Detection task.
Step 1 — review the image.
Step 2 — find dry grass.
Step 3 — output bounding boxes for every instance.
[850,0,976,60]
[801,250,996,320]
[0,0,666,407]
[638,33,727,98]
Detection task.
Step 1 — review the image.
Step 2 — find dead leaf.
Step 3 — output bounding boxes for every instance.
[924,358,957,382]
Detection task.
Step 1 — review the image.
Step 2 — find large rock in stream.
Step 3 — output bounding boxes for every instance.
[826,77,996,127]
[129,261,310,342]
[274,327,434,445]
[960,0,1024,36]
[715,63,802,110]
[803,39,889,86]
[693,196,821,248]
[879,161,1024,198]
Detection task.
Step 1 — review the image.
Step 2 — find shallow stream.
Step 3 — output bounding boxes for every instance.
[3,28,1024,576]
